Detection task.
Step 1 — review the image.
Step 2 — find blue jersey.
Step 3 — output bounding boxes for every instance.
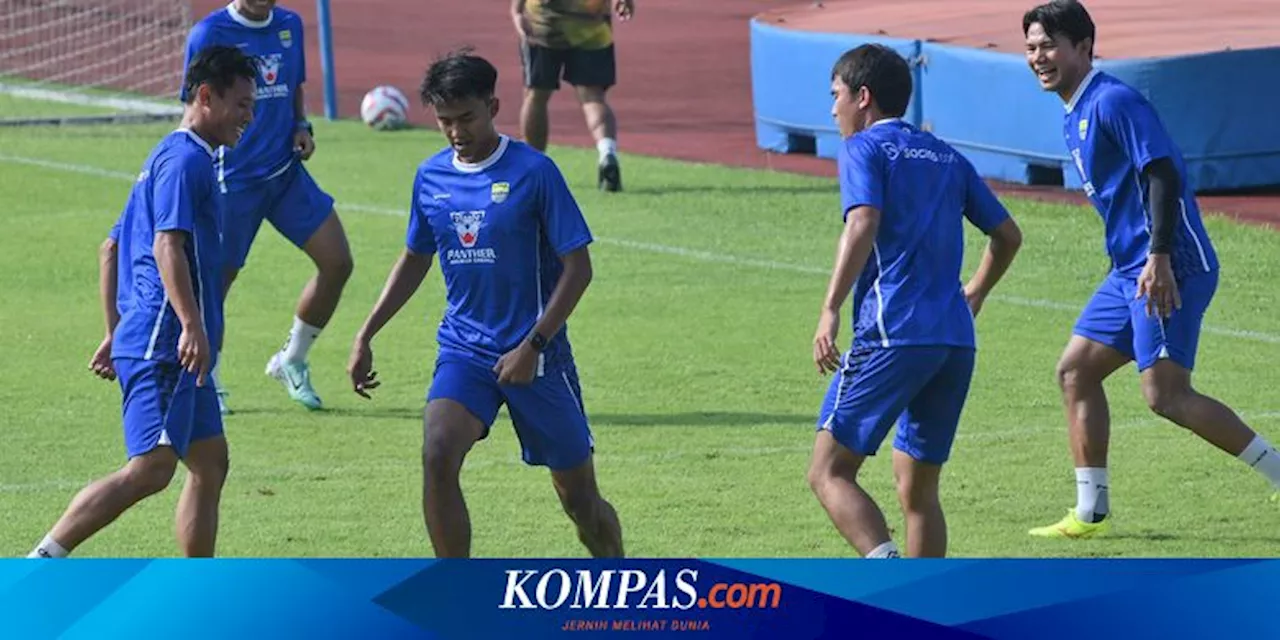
[838,119,1010,351]
[406,136,594,368]
[110,130,224,365]
[183,3,306,189]
[1064,70,1218,280]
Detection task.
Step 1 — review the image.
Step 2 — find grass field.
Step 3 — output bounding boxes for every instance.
[1,104,1278,559]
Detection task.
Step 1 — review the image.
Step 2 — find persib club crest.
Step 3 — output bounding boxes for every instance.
[1078,118,1089,140]
[490,181,510,204]
[279,29,293,48]
[451,210,486,248]
[257,53,282,85]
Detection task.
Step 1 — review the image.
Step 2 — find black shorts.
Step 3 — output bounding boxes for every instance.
[520,42,616,91]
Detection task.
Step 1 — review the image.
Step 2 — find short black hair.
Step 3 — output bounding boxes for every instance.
[182,44,258,104]
[830,44,912,118]
[419,47,498,107]
[1023,0,1096,57]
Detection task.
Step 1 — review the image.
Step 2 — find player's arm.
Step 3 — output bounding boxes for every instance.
[511,0,530,37]
[89,222,123,380]
[292,21,316,160]
[1099,90,1182,316]
[530,246,593,348]
[961,161,1022,316]
[153,154,213,384]
[813,137,884,374]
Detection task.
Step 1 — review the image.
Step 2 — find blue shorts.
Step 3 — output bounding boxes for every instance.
[221,161,335,269]
[1073,269,1218,372]
[816,345,975,465]
[115,358,224,460]
[428,356,594,471]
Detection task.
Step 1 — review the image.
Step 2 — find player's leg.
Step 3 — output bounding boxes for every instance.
[422,359,502,557]
[891,347,976,558]
[1131,271,1280,494]
[504,363,623,557]
[264,166,351,411]
[28,359,191,557]
[174,385,229,557]
[565,45,620,191]
[1030,273,1133,538]
[809,348,935,558]
[212,184,273,416]
[518,41,562,151]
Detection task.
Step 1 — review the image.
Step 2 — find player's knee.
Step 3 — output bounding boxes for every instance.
[123,455,178,497]
[421,433,465,481]
[1142,378,1190,421]
[321,249,354,284]
[557,486,600,525]
[893,474,939,514]
[524,88,553,104]
[1056,357,1094,395]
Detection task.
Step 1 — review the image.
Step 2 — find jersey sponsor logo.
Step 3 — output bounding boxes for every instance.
[257,53,282,85]
[881,142,957,164]
[447,210,497,265]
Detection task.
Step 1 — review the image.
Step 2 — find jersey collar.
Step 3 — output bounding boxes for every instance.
[226,2,273,28]
[870,117,902,128]
[176,128,217,158]
[452,135,510,173]
[1064,68,1100,113]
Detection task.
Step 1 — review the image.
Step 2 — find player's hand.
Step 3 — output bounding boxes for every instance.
[963,283,987,318]
[813,307,842,375]
[615,0,634,21]
[347,338,380,399]
[294,129,316,161]
[88,334,116,381]
[1137,253,1181,318]
[494,341,539,385]
[177,323,211,387]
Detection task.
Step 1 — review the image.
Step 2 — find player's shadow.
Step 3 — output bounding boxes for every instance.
[589,411,811,427]
[620,184,832,196]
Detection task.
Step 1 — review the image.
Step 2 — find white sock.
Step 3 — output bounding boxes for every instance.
[597,137,617,161]
[28,534,68,559]
[1238,435,1280,490]
[1075,467,1109,523]
[281,316,322,365]
[865,541,900,559]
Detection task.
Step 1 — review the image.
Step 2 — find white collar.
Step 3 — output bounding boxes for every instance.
[1065,68,1100,113]
[176,128,216,158]
[871,117,902,128]
[452,135,509,173]
[226,2,272,28]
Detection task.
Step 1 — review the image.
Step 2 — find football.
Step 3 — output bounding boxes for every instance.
[360,85,410,131]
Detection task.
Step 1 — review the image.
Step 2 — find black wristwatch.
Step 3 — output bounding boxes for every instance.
[296,119,313,136]
[527,331,549,352]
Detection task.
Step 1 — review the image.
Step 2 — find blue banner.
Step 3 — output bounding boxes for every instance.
[2,559,1278,638]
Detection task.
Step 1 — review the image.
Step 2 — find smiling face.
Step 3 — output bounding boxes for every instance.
[1025,21,1093,101]
[200,76,256,148]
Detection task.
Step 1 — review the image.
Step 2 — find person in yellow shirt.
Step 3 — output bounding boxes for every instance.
[512,0,634,191]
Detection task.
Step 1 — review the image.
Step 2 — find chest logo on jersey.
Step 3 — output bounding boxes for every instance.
[451,210,486,248]
[278,30,293,48]
[490,181,510,204]
[879,142,901,161]
[1078,118,1089,140]
[257,53,282,85]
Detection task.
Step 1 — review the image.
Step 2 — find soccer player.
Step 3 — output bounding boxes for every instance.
[184,0,355,413]
[1022,0,1280,539]
[346,50,624,558]
[511,0,633,191]
[27,45,256,559]
[808,44,1023,558]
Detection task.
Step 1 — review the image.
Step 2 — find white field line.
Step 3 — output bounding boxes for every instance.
[4,152,1276,345]
[3,411,1278,494]
[0,83,182,115]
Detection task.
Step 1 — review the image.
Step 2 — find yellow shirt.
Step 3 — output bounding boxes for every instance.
[525,0,613,50]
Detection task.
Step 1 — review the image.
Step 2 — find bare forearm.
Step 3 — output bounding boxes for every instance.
[822,207,880,312]
[966,218,1022,297]
[153,232,201,329]
[511,0,525,14]
[531,247,592,340]
[99,238,120,335]
[357,250,432,343]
